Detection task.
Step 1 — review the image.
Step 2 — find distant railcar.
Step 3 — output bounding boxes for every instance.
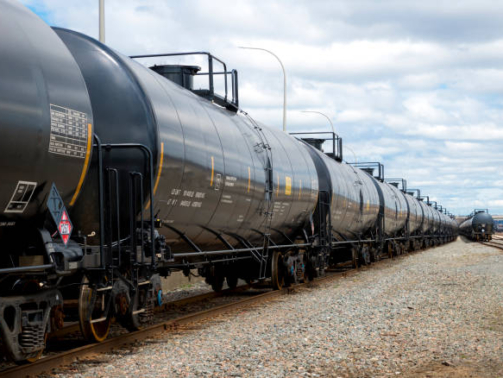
[459,210,495,241]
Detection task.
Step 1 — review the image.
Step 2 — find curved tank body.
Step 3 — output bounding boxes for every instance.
[379,181,408,236]
[0,1,93,227]
[307,151,379,240]
[442,215,452,234]
[420,201,435,233]
[295,146,421,240]
[54,28,319,251]
[460,211,494,240]
[431,207,441,233]
[472,212,494,234]
[403,193,423,233]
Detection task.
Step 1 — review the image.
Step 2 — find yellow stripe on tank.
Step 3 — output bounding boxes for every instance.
[145,142,165,210]
[70,123,93,206]
[285,176,292,196]
[210,156,215,186]
[153,142,164,195]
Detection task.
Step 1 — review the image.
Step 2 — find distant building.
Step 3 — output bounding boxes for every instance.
[493,216,503,232]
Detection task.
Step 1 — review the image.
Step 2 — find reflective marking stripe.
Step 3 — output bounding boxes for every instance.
[210,156,215,186]
[285,176,292,196]
[145,142,165,210]
[298,179,302,200]
[247,166,251,193]
[70,123,93,206]
[153,142,164,194]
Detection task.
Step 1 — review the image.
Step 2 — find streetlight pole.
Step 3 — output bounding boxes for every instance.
[301,110,335,134]
[344,145,358,164]
[99,0,105,43]
[239,46,287,132]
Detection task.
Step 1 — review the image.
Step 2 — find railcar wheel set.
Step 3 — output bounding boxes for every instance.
[0,1,458,363]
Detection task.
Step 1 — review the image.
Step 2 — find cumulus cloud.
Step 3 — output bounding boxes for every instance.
[19,0,503,215]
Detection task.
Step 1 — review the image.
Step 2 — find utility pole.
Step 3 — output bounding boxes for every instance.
[99,0,105,43]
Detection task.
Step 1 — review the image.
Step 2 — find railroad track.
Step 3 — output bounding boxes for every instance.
[481,239,503,251]
[47,284,252,341]
[0,249,429,378]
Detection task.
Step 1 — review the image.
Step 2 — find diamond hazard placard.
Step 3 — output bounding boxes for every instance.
[58,210,72,245]
[47,183,73,246]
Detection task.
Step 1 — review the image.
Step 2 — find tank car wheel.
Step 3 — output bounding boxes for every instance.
[126,285,154,331]
[387,243,394,259]
[78,276,112,343]
[205,266,225,292]
[304,256,314,282]
[359,246,371,266]
[226,274,238,290]
[211,276,225,292]
[351,247,359,268]
[271,251,285,290]
[370,247,379,262]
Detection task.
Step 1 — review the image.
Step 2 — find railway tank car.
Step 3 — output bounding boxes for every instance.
[459,210,494,241]
[0,0,457,363]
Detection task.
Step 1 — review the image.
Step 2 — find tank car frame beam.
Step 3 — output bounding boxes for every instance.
[0,264,55,275]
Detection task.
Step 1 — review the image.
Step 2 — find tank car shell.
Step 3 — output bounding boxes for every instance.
[440,213,452,234]
[304,148,380,240]
[55,28,319,251]
[472,212,494,234]
[379,181,408,236]
[405,194,423,233]
[0,2,93,225]
[422,202,436,233]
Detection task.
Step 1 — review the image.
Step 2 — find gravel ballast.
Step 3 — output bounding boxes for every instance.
[52,238,503,377]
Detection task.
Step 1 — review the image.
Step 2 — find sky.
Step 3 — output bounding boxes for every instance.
[21,0,503,216]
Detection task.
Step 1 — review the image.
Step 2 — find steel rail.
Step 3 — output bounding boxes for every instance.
[481,240,503,251]
[49,284,252,341]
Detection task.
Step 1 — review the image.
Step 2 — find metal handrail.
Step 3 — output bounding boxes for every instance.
[130,51,238,108]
